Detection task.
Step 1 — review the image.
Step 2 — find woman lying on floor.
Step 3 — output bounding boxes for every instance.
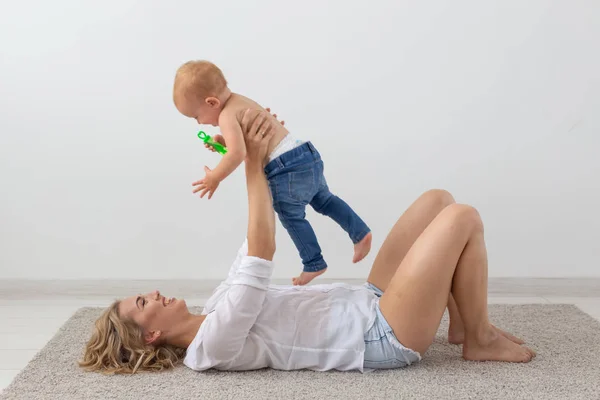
[80,109,535,374]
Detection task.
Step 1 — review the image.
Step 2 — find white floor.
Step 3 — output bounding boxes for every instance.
[1,279,599,393]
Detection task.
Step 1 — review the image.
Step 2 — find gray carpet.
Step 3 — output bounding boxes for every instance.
[2,304,599,400]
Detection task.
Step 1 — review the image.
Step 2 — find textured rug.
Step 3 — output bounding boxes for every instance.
[2,304,599,400]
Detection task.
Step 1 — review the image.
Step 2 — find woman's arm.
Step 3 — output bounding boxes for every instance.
[199,110,277,364]
[219,109,281,284]
[243,109,276,260]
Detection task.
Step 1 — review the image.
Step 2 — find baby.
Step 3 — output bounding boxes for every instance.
[173,60,372,285]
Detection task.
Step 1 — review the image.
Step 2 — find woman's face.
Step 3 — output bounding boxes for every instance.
[118,290,189,344]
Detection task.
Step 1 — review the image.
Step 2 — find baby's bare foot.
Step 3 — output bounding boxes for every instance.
[292,268,327,286]
[463,326,535,363]
[353,232,372,263]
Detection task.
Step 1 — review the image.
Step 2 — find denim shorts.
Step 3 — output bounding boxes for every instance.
[363,282,422,370]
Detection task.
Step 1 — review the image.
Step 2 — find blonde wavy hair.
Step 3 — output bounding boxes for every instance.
[79,300,186,374]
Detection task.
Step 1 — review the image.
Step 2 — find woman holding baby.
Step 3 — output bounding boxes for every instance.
[80,108,534,375]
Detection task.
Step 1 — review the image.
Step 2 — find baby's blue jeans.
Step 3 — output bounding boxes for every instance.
[264,142,370,273]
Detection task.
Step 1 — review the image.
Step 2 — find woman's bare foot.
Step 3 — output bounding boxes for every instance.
[463,326,535,363]
[449,324,524,345]
[353,232,372,263]
[293,268,327,286]
[491,324,525,345]
[448,322,465,345]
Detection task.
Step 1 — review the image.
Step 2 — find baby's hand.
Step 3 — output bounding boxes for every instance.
[204,134,226,153]
[192,166,220,199]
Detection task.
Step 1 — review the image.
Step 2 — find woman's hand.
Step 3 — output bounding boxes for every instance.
[265,107,284,126]
[241,109,276,165]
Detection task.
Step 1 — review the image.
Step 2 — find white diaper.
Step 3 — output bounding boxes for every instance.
[268,133,305,162]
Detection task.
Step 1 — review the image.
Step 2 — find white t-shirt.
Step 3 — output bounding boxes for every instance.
[183,239,378,373]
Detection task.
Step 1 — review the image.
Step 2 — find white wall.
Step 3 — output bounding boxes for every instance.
[1,0,599,280]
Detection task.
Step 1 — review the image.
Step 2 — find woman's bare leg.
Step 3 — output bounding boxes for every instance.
[368,189,524,346]
[447,294,465,344]
[378,204,535,362]
[448,294,525,345]
[367,189,455,291]
[367,189,470,343]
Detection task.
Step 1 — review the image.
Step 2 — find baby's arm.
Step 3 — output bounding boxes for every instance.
[210,110,247,183]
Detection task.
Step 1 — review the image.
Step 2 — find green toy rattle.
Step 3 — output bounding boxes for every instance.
[198,131,227,155]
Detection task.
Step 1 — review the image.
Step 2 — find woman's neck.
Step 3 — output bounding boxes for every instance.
[166,313,206,349]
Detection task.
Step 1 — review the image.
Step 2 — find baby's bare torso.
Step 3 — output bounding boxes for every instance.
[224,93,290,164]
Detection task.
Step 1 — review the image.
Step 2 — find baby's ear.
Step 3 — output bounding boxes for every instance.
[205,97,220,108]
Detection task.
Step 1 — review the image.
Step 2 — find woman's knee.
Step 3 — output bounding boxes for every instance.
[421,189,456,209]
[444,203,484,233]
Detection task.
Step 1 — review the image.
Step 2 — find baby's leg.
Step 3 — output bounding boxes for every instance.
[310,170,371,263]
[273,196,328,285]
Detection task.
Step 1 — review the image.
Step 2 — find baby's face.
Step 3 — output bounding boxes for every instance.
[176,97,220,127]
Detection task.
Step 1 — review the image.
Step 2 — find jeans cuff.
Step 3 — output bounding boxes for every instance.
[303,261,327,273]
[351,228,371,244]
